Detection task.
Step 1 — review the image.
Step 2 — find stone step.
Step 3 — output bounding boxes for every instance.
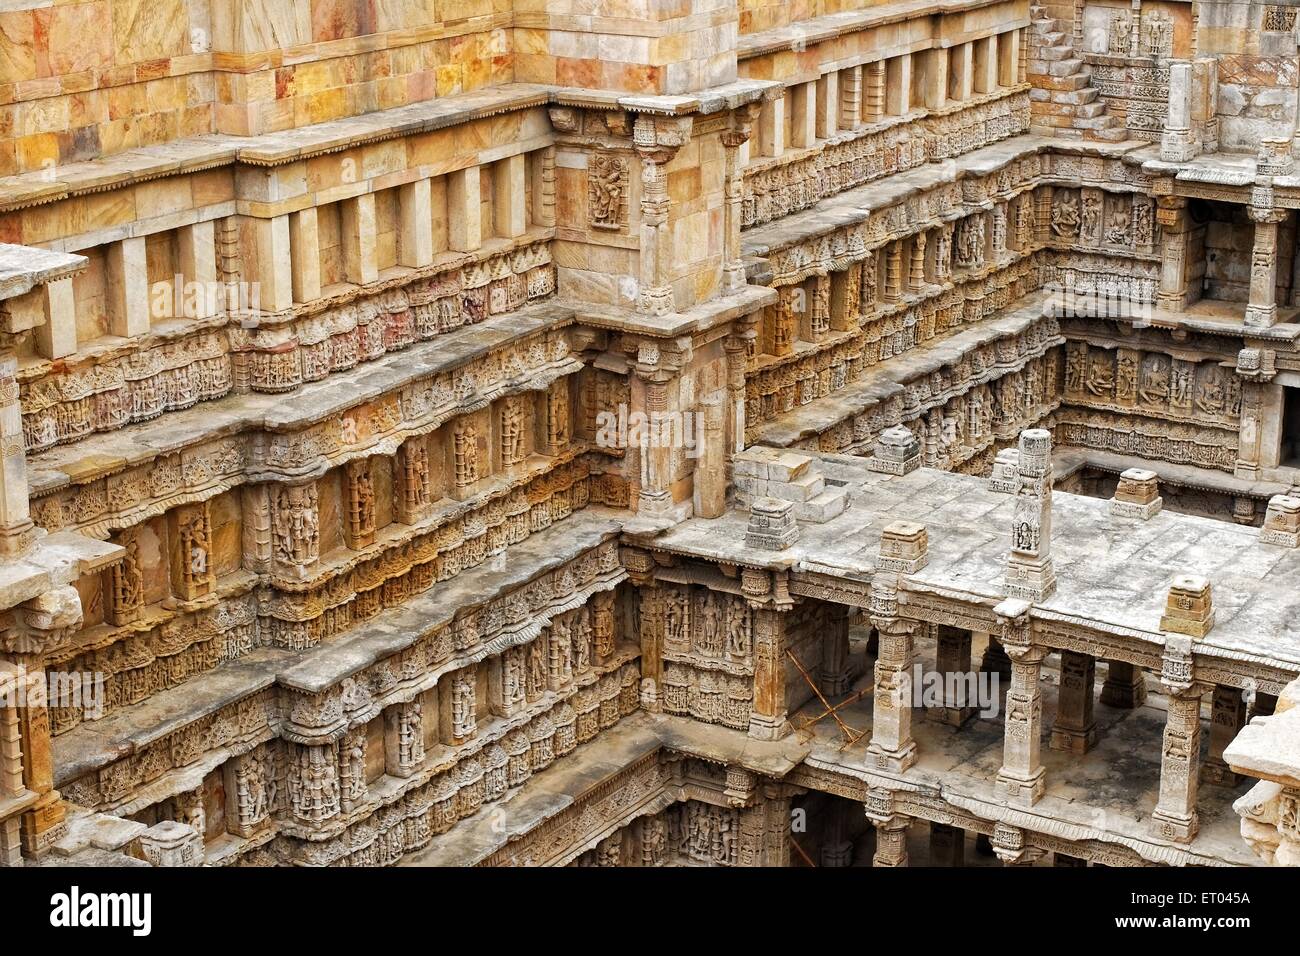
[1085,126,1129,142]
[1075,101,1108,118]
[1073,114,1120,130]
[1048,58,1084,76]
[1031,71,1092,91]
[1042,31,1067,45]
[1051,86,1099,105]
[1039,45,1075,61]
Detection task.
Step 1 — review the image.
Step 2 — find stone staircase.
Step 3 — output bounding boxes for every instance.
[1026,5,1126,142]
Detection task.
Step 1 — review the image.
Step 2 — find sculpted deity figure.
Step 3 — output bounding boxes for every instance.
[1106,207,1132,245]
[726,603,750,657]
[1051,194,1080,238]
[500,399,525,467]
[698,595,722,656]
[455,422,479,487]
[589,153,628,229]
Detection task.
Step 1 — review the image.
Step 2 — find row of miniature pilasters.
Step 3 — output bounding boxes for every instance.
[263,151,548,311]
[867,815,1096,867]
[752,30,1025,160]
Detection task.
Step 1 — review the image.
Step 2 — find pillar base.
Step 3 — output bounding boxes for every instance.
[820,842,853,867]
[1200,759,1242,788]
[747,713,789,741]
[19,791,67,857]
[995,767,1045,806]
[1101,669,1147,709]
[866,739,917,772]
[1245,303,1278,329]
[1152,807,1198,843]
[1050,722,1098,754]
[930,705,976,727]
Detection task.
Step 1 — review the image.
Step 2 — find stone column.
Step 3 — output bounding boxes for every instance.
[32,277,77,359]
[1100,660,1147,708]
[177,220,219,318]
[341,195,379,286]
[633,116,689,316]
[790,81,816,148]
[994,600,1045,806]
[820,605,852,697]
[384,698,425,778]
[872,815,910,867]
[839,65,862,130]
[721,112,757,293]
[1156,195,1190,311]
[749,599,790,741]
[867,522,925,771]
[1245,207,1287,329]
[395,440,431,524]
[1203,684,1247,786]
[929,822,966,866]
[723,325,754,455]
[1005,429,1056,602]
[631,344,689,522]
[0,355,34,554]
[908,231,927,291]
[885,54,911,116]
[493,153,528,239]
[819,799,853,867]
[289,207,322,304]
[864,61,886,122]
[1153,681,1205,842]
[933,625,976,726]
[816,71,839,139]
[398,178,435,268]
[950,43,973,102]
[1160,61,1198,162]
[758,95,784,157]
[15,664,66,856]
[1051,651,1098,753]
[447,166,482,252]
[106,236,150,337]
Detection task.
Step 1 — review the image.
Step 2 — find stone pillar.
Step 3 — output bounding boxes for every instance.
[976,34,998,93]
[721,109,757,293]
[1005,429,1056,602]
[289,207,322,304]
[872,815,910,866]
[867,522,925,771]
[929,822,965,866]
[992,822,1040,865]
[1153,682,1205,842]
[819,799,853,867]
[632,354,684,521]
[1156,196,1190,311]
[724,326,753,455]
[493,153,528,239]
[864,61,886,122]
[839,65,862,130]
[749,601,790,741]
[908,231,927,291]
[816,71,839,139]
[1203,684,1247,786]
[106,236,150,337]
[884,241,903,302]
[633,116,689,316]
[999,29,1020,87]
[693,395,727,519]
[177,220,219,318]
[33,277,77,359]
[758,95,784,157]
[0,355,34,553]
[340,194,378,286]
[820,605,852,697]
[138,821,204,866]
[1100,660,1147,708]
[1051,651,1098,753]
[1245,207,1286,329]
[933,625,976,726]
[398,178,435,267]
[790,81,816,148]
[447,165,482,252]
[384,698,425,777]
[395,440,431,524]
[950,43,973,102]
[885,55,911,116]
[343,458,377,550]
[925,48,948,110]
[1160,61,1198,162]
[994,599,1045,806]
[16,666,66,856]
